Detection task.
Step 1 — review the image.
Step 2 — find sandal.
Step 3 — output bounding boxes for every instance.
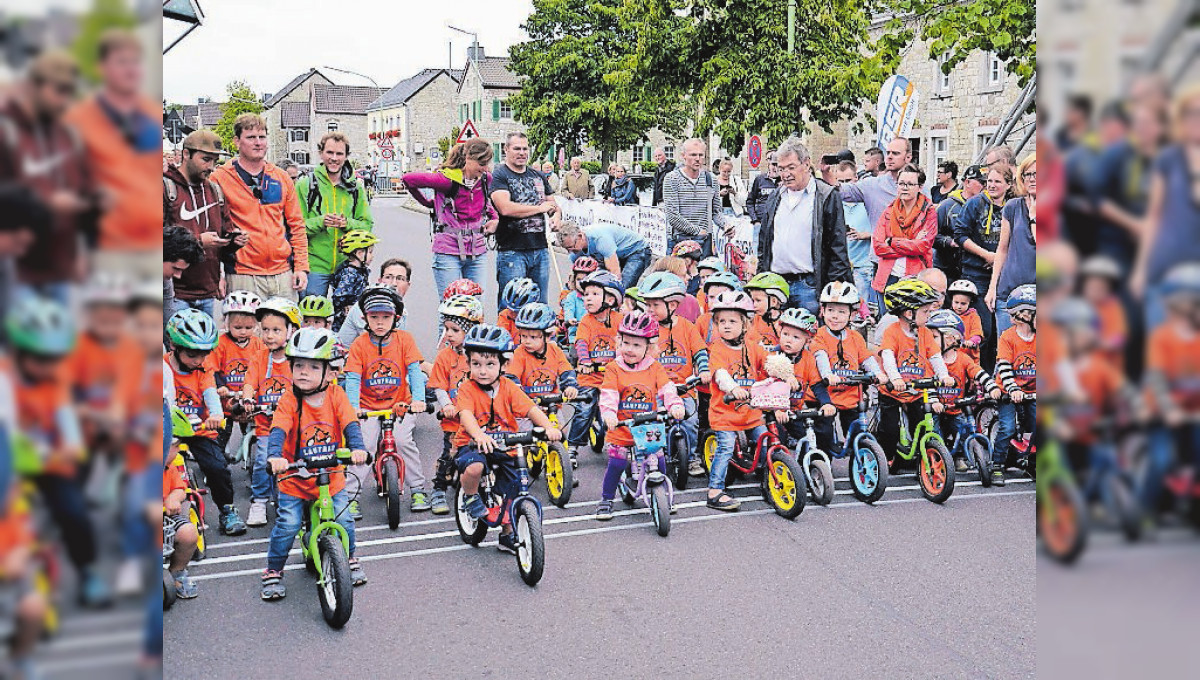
[706,493,740,511]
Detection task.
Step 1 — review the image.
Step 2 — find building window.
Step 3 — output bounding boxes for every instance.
[986,52,1003,88]
[289,128,309,143]
[289,151,309,165]
[327,120,339,132]
[928,135,948,180]
[662,142,675,163]
[975,129,997,159]
[934,54,951,95]
[500,100,513,119]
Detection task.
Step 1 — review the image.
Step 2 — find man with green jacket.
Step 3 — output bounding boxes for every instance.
[296,131,374,297]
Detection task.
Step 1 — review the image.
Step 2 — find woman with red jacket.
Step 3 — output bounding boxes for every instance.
[871,164,938,294]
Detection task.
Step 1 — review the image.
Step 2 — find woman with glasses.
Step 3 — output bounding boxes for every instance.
[987,155,1038,334]
[871,164,939,296]
[953,163,1013,364]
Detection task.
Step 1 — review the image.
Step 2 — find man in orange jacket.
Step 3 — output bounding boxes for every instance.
[210,113,309,301]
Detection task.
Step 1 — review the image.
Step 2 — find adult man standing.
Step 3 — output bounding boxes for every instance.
[162,225,204,326]
[662,138,730,257]
[211,113,309,300]
[0,52,95,304]
[745,151,778,224]
[295,132,373,298]
[163,130,243,317]
[934,164,984,282]
[860,147,884,178]
[559,156,593,199]
[65,29,161,280]
[651,147,676,206]
[839,136,913,230]
[835,162,875,308]
[756,138,853,313]
[557,221,652,289]
[931,161,959,204]
[490,132,557,303]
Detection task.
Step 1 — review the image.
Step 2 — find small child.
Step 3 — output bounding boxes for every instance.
[499,277,540,337]
[0,486,49,678]
[163,416,200,600]
[621,287,646,314]
[706,290,769,511]
[568,270,625,459]
[694,256,726,306]
[561,258,597,350]
[336,258,413,346]
[946,280,984,362]
[670,239,704,292]
[992,284,1038,486]
[772,308,837,449]
[508,302,580,478]
[345,285,429,514]
[925,310,1002,471]
[812,282,888,446]
[453,325,562,553]
[1078,256,1127,373]
[208,290,264,452]
[299,294,335,329]
[745,272,790,353]
[595,311,686,519]
[261,328,369,600]
[239,298,300,528]
[428,294,484,515]
[694,271,744,344]
[331,230,380,331]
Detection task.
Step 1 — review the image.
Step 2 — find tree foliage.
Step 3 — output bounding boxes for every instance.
[71,0,138,84]
[214,81,264,154]
[437,125,463,158]
[508,0,689,163]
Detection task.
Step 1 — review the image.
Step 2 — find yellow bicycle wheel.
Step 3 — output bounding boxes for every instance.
[188,505,206,558]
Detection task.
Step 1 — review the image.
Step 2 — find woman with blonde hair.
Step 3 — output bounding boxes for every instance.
[986,153,1037,333]
[645,256,702,322]
[402,138,499,298]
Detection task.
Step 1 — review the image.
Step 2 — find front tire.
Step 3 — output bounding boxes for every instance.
[649,484,671,537]
[971,440,993,488]
[528,443,546,481]
[187,502,206,561]
[1106,474,1143,542]
[162,569,176,611]
[513,503,545,586]
[1039,478,1088,564]
[763,448,805,519]
[454,485,488,545]
[919,438,955,504]
[383,459,402,530]
[807,458,835,506]
[316,534,354,629]
[544,443,572,508]
[849,440,888,504]
[670,432,690,491]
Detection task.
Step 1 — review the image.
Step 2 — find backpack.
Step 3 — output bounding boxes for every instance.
[305,169,361,217]
[163,176,225,211]
[431,173,492,234]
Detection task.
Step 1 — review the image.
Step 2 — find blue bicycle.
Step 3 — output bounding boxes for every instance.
[946,394,996,486]
[828,372,889,504]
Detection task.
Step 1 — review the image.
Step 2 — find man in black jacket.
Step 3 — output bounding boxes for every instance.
[756,138,852,313]
[651,147,676,206]
[745,150,778,225]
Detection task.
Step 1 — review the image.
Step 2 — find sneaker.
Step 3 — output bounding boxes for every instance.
[220,505,247,536]
[688,458,706,477]
[410,490,431,512]
[173,570,199,599]
[348,558,367,586]
[115,558,142,596]
[246,499,269,527]
[429,489,450,515]
[79,569,112,609]
[349,500,363,521]
[991,469,1006,487]
[954,457,969,473]
[595,500,614,521]
[570,452,580,488]
[462,493,487,520]
[260,570,286,600]
[497,532,519,554]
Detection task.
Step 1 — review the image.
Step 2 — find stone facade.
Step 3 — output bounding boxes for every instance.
[455,59,524,166]
[261,70,332,166]
[366,71,462,171]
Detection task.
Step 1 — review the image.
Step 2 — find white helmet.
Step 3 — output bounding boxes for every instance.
[819,280,860,305]
[82,271,130,306]
[947,279,979,299]
[223,290,262,316]
[1079,255,1121,280]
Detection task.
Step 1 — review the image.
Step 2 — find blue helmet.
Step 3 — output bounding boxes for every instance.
[463,324,516,357]
[7,294,76,356]
[166,308,218,351]
[1050,297,1099,330]
[640,272,686,300]
[702,270,742,294]
[1005,284,1037,315]
[501,278,540,311]
[580,270,624,305]
[1161,262,1200,299]
[514,303,557,331]
[926,309,966,337]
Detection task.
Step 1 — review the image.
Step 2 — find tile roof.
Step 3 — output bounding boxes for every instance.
[180,104,198,124]
[367,69,448,111]
[476,56,521,89]
[281,101,310,128]
[313,84,387,114]
[196,102,222,127]
[264,68,331,108]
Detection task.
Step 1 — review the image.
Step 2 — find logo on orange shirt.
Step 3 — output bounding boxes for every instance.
[176,387,203,418]
[897,349,925,379]
[365,358,402,394]
[590,335,616,360]
[259,376,290,406]
[223,358,251,387]
[619,384,655,414]
[299,422,338,463]
[1013,352,1036,380]
[523,367,559,395]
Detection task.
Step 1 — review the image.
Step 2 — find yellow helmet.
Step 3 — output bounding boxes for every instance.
[339,230,380,254]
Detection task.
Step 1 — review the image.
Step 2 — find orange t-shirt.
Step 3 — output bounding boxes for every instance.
[959,308,984,363]
[812,326,874,410]
[508,344,573,397]
[68,332,140,411]
[652,318,706,384]
[168,353,219,439]
[1096,296,1127,372]
[163,463,187,502]
[207,333,266,393]
[428,346,471,433]
[0,493,33,562]
[497,309,517,338]
[452,377,535,450]
[708,339,767,431]
[244,348,292,436]
[938,351,985,415]
[998,327,1037,392]
[785,348,822,410]
[1068,351,1124,445]
[345,330,423,410]
[269,384,356,500]
[1146,321,1200,411]
[879,322,941,404]
[751,316,780,354]
[601,360,674,446]
[125,356,163,474]
[576,310,623,389]
[17,365,78,477]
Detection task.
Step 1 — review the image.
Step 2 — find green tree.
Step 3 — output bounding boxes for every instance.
[878,0,1036,86]
[437,125,462,158]
[615,0,901,153]
[213,81,264,153]
[508,0,689,167]
[72,0,138,84]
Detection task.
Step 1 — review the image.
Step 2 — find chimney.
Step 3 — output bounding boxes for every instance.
[467,41,485,62]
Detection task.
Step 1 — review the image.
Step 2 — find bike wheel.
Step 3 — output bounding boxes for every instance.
[528,443,546,481]
[589,423,605,454]
[918,439,955,504]
[763,448,806,519]
[316,534,354,629]
[1105,474,1143,543]
[849,440,888,504]
[808,458,835,506]
[545,443,572,508]
[977,406,999,446]
[670,432,690,491]
[513,502,545,586]
[971,440,992,488]
[650,484,671,537]
[187,503,206,561]
[618,471,636,506]
[162,568,176,611]
[454,485,488,545]
[384,459,402,530]
[1039,478,1088,565]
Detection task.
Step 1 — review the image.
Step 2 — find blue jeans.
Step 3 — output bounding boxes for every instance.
[620,246,653,290]
[122,469,153,559]
[251,436,274,502]
[305,271,333,298]
[1144,282,1167,330]
[678,397,699,463]
[166,296,215,319]
[710,425,766,491]
[432,252,488,301]
[1141,424,1200,512]
[993,401,1035,466]
[496,248,550,306]
[994,296,1013,335]
[785,274,819,314]
[568,387,601,447]
[266,489,356,572]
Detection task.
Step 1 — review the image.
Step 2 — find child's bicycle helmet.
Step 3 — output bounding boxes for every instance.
[745,272,791,306]
[926,309,966,338]
[438,294,485,329]
[443,278,484,299]
[640,272,686,300]
[707,290,756,316]
[777,307,819,335]
[165,308,217,352]
[1079,255,1121,281]
[697,256,726,273]
[298,295,334,319]
[223,290,261,316]
[702,271,742,294]
[514,302,558,331]
[463,324,516,358]
[82,271,130,306]
[286,327,339,361]
[819,281,860,306]
[358,285,404,318]
[624,287,646,311]
[501,277,540,311]
[170,405,195,439]
[883,278,939,315]
[1161,262,1200,299]
[339,229,380,254]
[1005,284,1037,316]
[572,256,600,276]
[256,297,302,327]
[618,310,659,339]
[946,279,979,301]
[671,240,704,260]
[580,270,624,305]
[1050,297,1099,330]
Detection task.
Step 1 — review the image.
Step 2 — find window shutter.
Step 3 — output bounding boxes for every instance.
[493,142,501,160]
[493,99,501,121]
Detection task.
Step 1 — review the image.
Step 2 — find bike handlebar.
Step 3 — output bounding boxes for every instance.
[533,394,588,407]
[616,410,676,428]
[911,378,941,390]
[839,372,877,386]
[495,427,548,448]
[275,448,373,476]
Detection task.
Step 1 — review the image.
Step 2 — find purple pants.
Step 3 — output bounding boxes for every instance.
[601,443,665,501]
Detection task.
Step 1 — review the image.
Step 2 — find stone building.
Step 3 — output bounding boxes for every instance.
[366,68,464,171]
[455,45,526,164]
[261,69,384,166]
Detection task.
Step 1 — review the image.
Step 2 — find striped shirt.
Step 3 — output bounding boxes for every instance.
[661,168,728,238]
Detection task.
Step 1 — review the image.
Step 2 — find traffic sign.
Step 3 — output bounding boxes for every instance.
[381,149,394,160]
[747,135,763,169]
[378,137,393,150]
[457,119,479,143]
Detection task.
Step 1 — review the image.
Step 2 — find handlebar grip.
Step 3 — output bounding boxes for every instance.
[361,409,395,419]
[535,395,565,406]
[912,378,940,389]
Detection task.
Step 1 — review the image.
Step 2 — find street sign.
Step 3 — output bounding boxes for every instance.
[747,135,763,169]
[457,119,479,143]
[378,137,393,150]
[876,75,919,150]
[381,148,394,160]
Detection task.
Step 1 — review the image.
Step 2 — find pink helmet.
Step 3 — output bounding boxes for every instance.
[618,310,660,339]
[708,290,756,316]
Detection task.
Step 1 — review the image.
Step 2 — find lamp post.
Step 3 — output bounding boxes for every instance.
[449,24,483,135]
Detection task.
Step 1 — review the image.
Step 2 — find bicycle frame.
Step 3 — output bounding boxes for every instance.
[366,411,404,488]
[300,466,352,585]
[950,402,994,464]
[476,439,545,528]
[791,414,832,476]
[896,385,945,462]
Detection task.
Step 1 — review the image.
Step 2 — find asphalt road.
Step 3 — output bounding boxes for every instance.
[164,198,1039,679]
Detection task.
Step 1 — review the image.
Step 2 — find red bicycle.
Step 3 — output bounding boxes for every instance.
[360,407,407,529]
[701,398,806,519]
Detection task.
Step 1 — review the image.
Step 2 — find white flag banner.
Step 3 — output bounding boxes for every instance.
[554,197,669,257]
[712,216,756,262]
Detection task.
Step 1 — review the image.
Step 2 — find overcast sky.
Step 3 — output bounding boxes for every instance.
[164,0,533,103]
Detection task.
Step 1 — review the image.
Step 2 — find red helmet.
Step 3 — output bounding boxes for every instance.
[671,240,703,260]
[618,310,659,339]
[442,279,483,299]
[572,256,600,275]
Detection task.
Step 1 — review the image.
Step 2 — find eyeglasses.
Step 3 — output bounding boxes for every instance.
[1022,172,1037,180]
[897,181,919,188]
[838,178,855,184]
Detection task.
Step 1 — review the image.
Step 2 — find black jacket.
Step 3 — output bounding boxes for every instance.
[746,174,777,223]
[756,179,853,292]
[652,160,676,205]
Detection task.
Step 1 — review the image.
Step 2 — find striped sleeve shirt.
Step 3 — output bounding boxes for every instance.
[661,169,728,238]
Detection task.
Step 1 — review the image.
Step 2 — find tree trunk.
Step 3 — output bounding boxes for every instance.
[600,148,613,171]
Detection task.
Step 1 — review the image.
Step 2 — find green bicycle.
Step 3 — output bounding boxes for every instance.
[1035,398,1087,564]
[895,378,955,504]
[275,448,366,629]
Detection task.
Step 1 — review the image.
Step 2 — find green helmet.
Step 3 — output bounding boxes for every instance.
[625,287,646,310]
[745,272,790,305]
[6,295,76,355]
[171,405,195,439]
[777,307,818,335]
[883,278,939,315]
[298,295,334,319]
[285,327,339,361]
